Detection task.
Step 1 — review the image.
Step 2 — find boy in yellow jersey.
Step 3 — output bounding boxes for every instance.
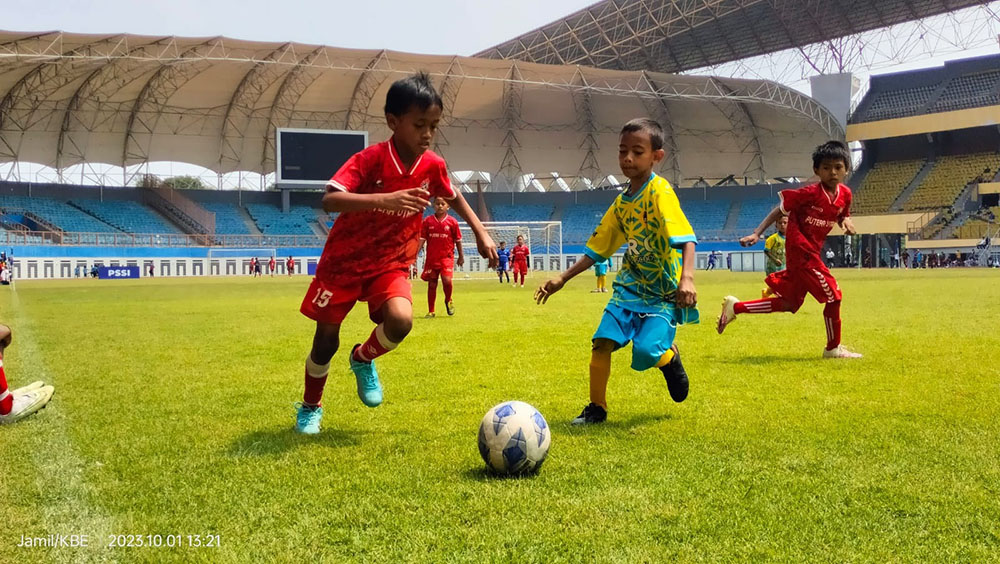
[762,214,787,297]
[591,257,612,293]
[535,118,698,424]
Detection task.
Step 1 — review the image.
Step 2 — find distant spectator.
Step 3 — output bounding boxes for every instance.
[147,264,154,277]
[892,251,900,269]
[726,253,732,270]
[826,248,835,268]
[269,256,276,277]
[901,250,909,269]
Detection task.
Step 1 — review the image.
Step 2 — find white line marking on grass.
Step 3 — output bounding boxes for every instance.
[7,291,116,563]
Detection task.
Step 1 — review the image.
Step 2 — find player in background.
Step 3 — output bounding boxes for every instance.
[269,255,277,277]
[419,197,463,317]
[762,214,788,297]
[496,241,511,283]
[295,72,497,434]
[535,118,697,425]
[591,257,611,293]
[286,256,295,276]
[0,323,55,425]
[717,140,862,359]
[511,235,530,287]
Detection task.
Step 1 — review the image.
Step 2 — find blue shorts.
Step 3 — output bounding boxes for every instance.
[592,303,678,371]
[594,265,608,276]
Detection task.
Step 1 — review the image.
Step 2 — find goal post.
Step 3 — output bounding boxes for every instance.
[443,221,562,277]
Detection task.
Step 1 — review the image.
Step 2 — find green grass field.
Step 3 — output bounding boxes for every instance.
[1,268,999,562]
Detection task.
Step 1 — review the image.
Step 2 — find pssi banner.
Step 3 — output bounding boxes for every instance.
[98,266,140,279]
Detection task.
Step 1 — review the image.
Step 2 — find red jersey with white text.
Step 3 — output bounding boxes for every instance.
[421,214,461,268]
[778,182,852,270]
[511,244,529,265]
[320,140,455,283]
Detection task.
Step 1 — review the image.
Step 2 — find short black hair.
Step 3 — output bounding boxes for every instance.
[384,71,443,116]
[620,118,664,151]
[812,140,851,170]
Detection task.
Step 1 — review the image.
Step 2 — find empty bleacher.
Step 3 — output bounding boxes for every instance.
[71,199,181,234]
[561,204,608,244]
[735,198,778,232]
[0,195,119,233]
[202,202,252,235]
[902,153,1000,211]
[678,199,730,235]
[953,207,999,239]
[864,84,940,122]
[852,159,924,215]
[245,203,319,236]
[931,70,1000,113]
[490,204,553,222]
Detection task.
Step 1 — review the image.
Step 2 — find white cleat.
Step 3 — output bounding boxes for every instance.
[0,384,55,425]
[11,381,45,395]
[716,295,739,334]
[823,345,863,359]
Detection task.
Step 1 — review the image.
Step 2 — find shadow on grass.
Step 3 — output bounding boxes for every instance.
[717,354,822,365]
[461,466,542,482]
[557,411,673,434]
[226,426,364,457]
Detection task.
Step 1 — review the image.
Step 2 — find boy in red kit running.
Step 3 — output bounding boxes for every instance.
[295,72,497,434]
[511,235,529,287]
[716,140,862,359]
[419,197,463,317]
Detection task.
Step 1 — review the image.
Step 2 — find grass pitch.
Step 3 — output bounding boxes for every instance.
[1,268,998,562]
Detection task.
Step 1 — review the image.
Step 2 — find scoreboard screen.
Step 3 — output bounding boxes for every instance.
[275,128,368,187]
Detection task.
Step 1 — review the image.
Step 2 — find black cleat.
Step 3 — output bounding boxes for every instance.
[571,402,608,425]
[661,345,689,403]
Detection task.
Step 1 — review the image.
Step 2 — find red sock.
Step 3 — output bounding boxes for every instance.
[352,324,399,363]
[442,278,453,302]
[824,301,842,350]
[303,355,329,407]
[427,280,438,313]
[0,357,12,415]
[734,297,793,314]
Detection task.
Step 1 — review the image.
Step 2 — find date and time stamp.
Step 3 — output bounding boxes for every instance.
[15,533,221,550]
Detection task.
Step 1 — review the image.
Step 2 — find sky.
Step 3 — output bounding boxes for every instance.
[2,0,597,56]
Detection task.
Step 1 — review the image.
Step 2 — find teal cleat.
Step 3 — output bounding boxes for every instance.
[294,403,323,435]
[349,344,383,408]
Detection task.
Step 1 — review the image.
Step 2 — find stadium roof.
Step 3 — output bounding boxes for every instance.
[0,31,841,188]
[475,0,989,73]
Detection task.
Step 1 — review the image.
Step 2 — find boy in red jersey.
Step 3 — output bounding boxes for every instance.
[0,323,55,425]
[286,256,294,276]
[268,255,276,277]
[510,235,530,287]
[295,73,497,434]
[419,197,463,317]
[716,140,862,358]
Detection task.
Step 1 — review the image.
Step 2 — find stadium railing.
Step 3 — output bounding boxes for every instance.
[0,230,325,248]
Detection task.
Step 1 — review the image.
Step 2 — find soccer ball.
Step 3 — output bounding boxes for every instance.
[478,401,550,475]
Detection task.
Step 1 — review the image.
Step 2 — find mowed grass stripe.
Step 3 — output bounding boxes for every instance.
[4,290,118,563]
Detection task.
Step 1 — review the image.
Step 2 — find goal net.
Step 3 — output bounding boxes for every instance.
[439,221,562,278]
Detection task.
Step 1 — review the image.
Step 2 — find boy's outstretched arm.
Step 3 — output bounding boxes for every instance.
[535,255,596,304]
[449,193,498,268]
[676,242,696,307]
[740,206,784,247]
[322,187,429,214]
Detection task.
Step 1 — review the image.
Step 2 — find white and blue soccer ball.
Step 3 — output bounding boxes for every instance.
[478,401,551,475]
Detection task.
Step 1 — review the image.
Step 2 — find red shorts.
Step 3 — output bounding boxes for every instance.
[765,264,842,312]
[300,270,411,325]
[421,258,454,282]
[512,261,528,275]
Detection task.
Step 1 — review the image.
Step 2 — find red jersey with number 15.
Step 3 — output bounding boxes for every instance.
[511,244,529,264]
[421,214,461,268]
[319,140,455,284]
[778,182,852,270]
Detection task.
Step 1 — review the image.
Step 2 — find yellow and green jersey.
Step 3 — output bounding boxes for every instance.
[584,173,699,321]
[765,232,786,274]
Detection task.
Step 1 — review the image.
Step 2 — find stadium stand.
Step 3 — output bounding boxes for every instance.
[864,84,940,122]
[953,207,999,239]
[852,159,925,214]
[902,153,1000,211]
[677,199,731,236]
[201,202,252,235]
[489,204,553,222]
[931,70,1000,113]
[245,203,319,236]
[71,199,181,234]
[561,204,608,244]
[0,195,118,233]
[735,198,778,231]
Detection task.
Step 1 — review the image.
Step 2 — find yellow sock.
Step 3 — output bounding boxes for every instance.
[589,343,613,409]
[655,347,675,368]
[598,275,606,289]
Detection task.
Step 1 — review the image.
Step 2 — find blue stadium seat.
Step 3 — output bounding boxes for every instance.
[490,204,553,222]
[70,199,181,234]
[0,195,119,235]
